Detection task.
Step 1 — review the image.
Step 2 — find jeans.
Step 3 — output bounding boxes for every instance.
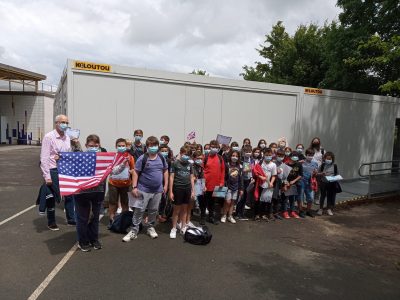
[200,191,217,220]
[236,178,251,217]
[47,168,75,225]
[302,181,314,203]
[296,180,304,201]
[74,192,103,245]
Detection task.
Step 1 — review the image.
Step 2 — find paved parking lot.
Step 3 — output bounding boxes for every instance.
[1,146,399,300]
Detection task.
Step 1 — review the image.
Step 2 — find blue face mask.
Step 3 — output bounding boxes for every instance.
[87,147,99,152]
[292,156,299,162]
[276,156,284,162]
[117,146,127,153]
[210,148,219,155]
[148,146,158,154]
[59,123,68,132]
[134,136,142,142]
[325,159,332,164]
[195,159,202,165]
[181,155,190,162]
[264,156,273,162]
[160,151,168,157]
[232,146,239,151]
[297,148,303,153]
[204,149,211,154]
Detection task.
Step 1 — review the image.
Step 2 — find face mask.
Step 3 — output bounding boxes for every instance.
[291,156,299,162]
[59,123,68,132]
[134,136,142,142]
[264,156,272,162]
[160,151,168,157]
[195,159,202,165]
[276,156,284,162]
[232,146,239,151]
[325,159,332,164]
[148,146,158,154]
[297,148,303,153]
[181,155,190,162]
[254,153,260,158]
[279,143,286,149]
[306,156,313,162]
[210,148,219,155]
[231,157,238,163]
[285,151,291,156]
[117,146,127,153]
[160,139,166,145]
[260,144,266,149]
[245,152,252,158]
[87,147,99,152]
[312,142,320,148]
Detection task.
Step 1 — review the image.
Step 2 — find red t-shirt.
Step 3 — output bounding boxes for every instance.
[204,155,225,192]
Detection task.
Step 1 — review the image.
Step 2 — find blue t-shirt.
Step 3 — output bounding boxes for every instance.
[302,160,318,181]
[135,154,167,193]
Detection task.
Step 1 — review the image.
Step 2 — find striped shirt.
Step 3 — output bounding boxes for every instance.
[40,129,71,180]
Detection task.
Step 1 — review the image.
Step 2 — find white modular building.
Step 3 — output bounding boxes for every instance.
[55,59,400,179]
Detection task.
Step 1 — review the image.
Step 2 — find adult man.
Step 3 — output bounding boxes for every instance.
[123,136,168,242]
[40,114,75,230]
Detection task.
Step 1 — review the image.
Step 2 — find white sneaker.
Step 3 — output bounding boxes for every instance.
[176,222,182,230]
[221,215,227,223]
[228,216,236,224]
[317,209,323,216]
[245,205,251,210]
[170,228,177,239]
[187,221,195,228]
[147,227,158,239]
[327,209,334,216]
[180,225,188,235]
[122,230,137,242]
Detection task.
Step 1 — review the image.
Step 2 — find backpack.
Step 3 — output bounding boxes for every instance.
[184,226,212,245]
[319,163,338,175]
[109,211,133,234]
[138,152,167,177]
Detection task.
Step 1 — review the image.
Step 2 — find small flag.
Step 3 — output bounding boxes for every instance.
[57,152,125,196]
[187,131,196,141]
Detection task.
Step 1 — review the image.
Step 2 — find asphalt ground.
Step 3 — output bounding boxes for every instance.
[1,147,400,300]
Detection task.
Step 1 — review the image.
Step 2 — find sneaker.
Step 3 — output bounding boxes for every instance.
[116,207,122,214]
[176,222,182,230]
[170,228,177,239]
[180,225,188,235]
[78,243,91,252]
[90,240,102,250]
[187,221,196,228]
[261,215,268,220]
[147,227,158,239]
[237,215,249,221]
[48,224,59,231]
[314,200,320,205]
[290,211,300,219]
[327,209,334,216]
[122,230,137,242]
[254,215,261,221]
[274,214,283,220]
[245,205,251,210]
[221,215,227,223]
[67,221,76,226]
[317,209,323,216]
[282,212,290,219]
[306,210,315,218]
[228,216,236,224]
[298,211,306,218]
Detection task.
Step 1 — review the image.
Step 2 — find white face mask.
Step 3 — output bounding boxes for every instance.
[260,144,266,149]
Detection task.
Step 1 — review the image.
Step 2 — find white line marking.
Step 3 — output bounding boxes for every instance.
[0,205,36,226]
[27,211,104,299]
[27,244,77,300]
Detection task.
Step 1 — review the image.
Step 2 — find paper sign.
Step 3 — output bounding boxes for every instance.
[216,134,232,145]
[187,130,196,141]
[195,178,205,196]
[325,175,343,182]
[212,186,228,198]
[128,191,144,209]
[66,128,80,140]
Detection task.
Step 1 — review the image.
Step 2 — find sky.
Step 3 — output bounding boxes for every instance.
[0,0,341,86]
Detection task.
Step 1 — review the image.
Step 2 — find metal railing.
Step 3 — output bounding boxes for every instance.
[358,160,400,198]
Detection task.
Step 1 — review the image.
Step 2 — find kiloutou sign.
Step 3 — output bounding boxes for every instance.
[73,61,111,73]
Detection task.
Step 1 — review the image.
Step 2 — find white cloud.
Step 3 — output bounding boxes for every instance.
[0,0,340,85]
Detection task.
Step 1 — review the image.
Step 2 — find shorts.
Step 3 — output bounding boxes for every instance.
[172,187,191,205]
[108,183,130,206]
[225,189,238,201]
[260,188,273,203]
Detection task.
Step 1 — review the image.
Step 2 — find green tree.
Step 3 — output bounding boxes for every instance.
[190,69,209,76]
[241,21,327,87]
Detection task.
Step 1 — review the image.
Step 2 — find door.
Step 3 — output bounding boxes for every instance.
[392,118,400,173]
[0,115,8,144]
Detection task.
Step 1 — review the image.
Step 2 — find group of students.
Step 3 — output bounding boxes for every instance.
[106,130,341,245]
[40,115,340,252]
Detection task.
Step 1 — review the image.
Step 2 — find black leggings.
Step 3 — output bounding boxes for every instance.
[199,191,216,219]
[320,183,337,209]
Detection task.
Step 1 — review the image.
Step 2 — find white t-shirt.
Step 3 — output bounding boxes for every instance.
[261,161,277,189]
[313,148,324,167]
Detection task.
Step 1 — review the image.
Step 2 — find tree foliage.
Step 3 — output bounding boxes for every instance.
[190,69,209,76]
[242,0,400,96]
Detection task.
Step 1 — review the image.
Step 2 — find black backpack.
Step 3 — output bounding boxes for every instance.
[184,226,212,245]
[109,211,133,234]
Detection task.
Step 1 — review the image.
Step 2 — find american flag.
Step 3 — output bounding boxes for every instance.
[186,130,196,141]
[57,152,125,196]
